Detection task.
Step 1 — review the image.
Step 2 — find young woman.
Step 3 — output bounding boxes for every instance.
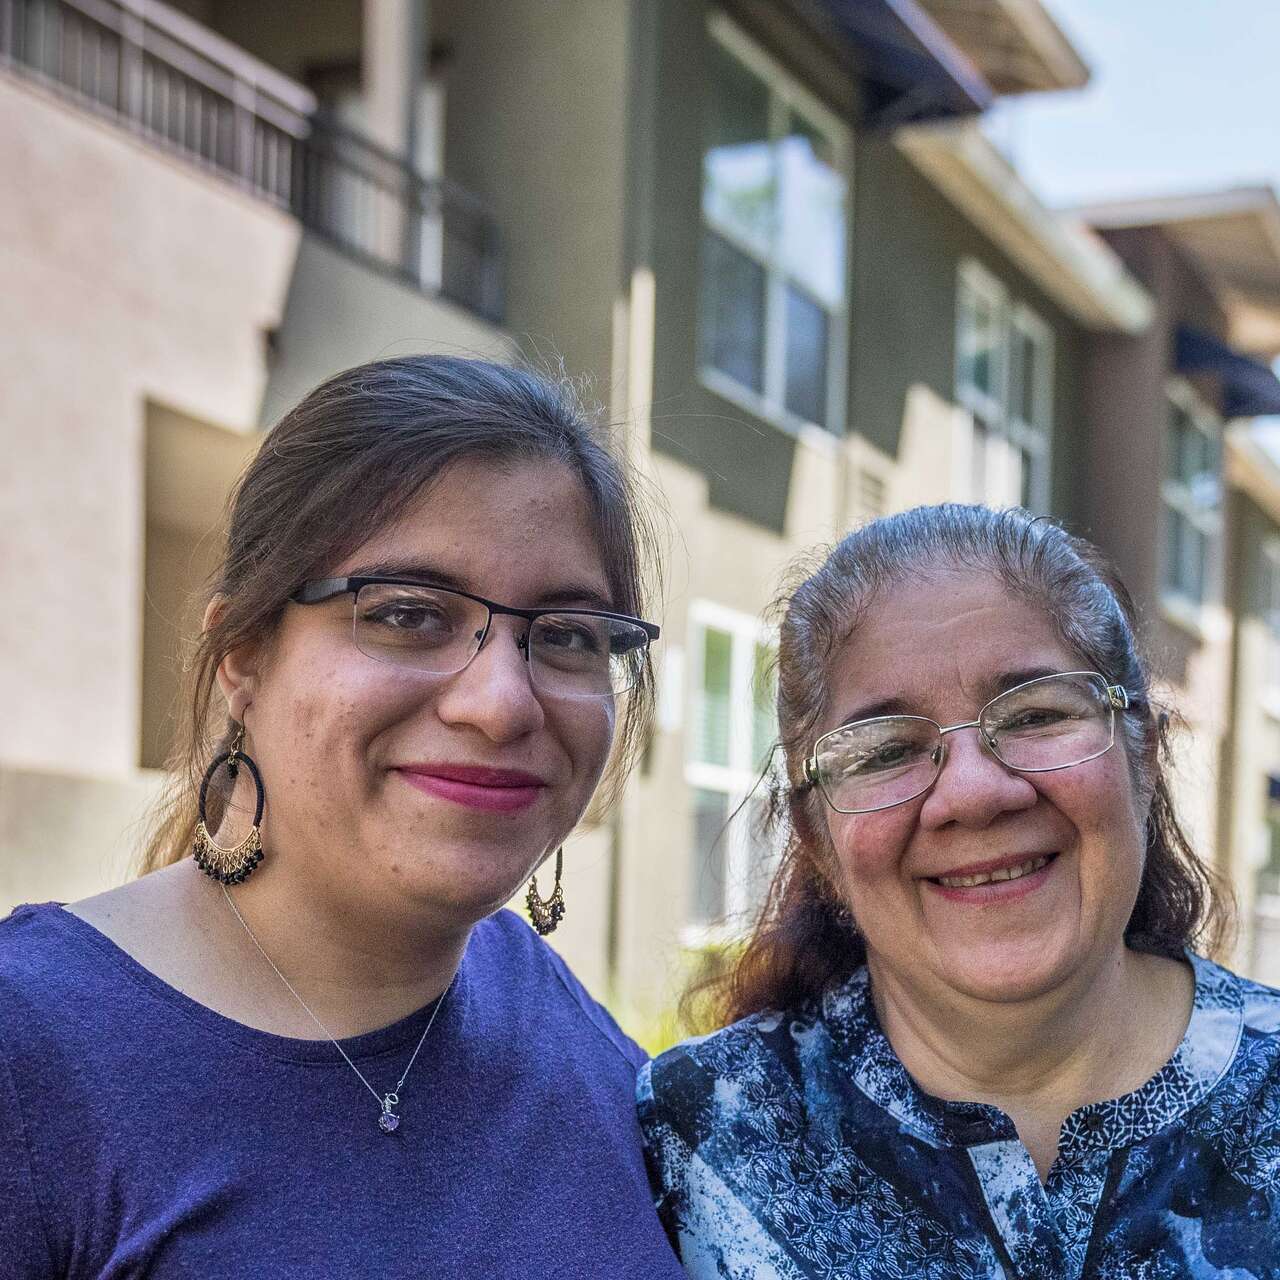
[641,505,1280,1279]
[0,356,684,1278]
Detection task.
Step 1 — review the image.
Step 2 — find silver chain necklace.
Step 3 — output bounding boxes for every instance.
[222,885,451,1133]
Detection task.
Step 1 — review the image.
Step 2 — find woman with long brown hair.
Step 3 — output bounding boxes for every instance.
[0,356,684,1278]
[640,505,1280,1278]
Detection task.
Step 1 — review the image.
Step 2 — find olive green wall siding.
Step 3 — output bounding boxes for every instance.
[644,0,1086,534]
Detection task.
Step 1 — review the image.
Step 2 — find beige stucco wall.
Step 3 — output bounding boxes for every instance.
[0,72,301,779]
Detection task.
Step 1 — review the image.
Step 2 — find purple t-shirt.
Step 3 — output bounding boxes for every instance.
[0,903,683,1278]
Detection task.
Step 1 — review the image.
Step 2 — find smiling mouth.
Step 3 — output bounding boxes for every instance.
[930,854,1056,889]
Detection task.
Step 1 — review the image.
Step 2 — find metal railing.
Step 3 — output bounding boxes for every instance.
[0,0,504,322]
[299,118,504,325]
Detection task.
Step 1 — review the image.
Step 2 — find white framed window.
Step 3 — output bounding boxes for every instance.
[1161,379,1222,614]
[699,14,849,436]
[685,600,780,936]
[955,259,1054,511]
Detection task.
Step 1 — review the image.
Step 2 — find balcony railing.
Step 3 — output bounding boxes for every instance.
[0,0,504,323]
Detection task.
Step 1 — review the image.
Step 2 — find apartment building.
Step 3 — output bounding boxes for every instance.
[1069,188,1280,977]
[7,0,1280,1021]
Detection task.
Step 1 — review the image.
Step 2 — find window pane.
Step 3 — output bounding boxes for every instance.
[959,284,1001,401]
[1189,525,1207,601]
[703,42,774,252]
[1169,404,1195,483]
[1013,328,1041,426]
[700,230,766,393]
[1018,446,1034,510]
[695,626,733,766]
[971,419,990,501]
[752,642,778,770]
[690,788,731,925]
[778,111,844,308]
[1162,511,1178,596]
[784,285,830,426]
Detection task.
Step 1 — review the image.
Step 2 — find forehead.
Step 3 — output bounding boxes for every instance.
[824,568,1082,726]
[332,457,612,604]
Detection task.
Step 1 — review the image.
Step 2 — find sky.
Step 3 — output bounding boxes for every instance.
[983,0,1280,209]
[981,0,1280,441]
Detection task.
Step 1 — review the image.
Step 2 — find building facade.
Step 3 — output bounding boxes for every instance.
[5,0,1280,1028]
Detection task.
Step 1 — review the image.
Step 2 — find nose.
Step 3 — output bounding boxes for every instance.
[917,724,1038,830]
[433,619,546,743]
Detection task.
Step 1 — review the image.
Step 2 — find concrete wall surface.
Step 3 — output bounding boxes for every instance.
[0,73,301,778]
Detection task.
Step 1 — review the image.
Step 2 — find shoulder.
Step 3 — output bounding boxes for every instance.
[467,909,646,1073]
[639,1004,818,1140]
[0,903,131,1061]
[0,903,91,1007]
[1233,970,1280,1036]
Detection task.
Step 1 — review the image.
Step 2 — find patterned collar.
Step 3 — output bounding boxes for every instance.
[820,952,1243,1155]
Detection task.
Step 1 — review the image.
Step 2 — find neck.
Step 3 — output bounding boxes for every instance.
[867,945,1193,1178]
[192,858,468,1040]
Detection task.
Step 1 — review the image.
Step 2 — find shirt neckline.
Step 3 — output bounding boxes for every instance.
[822,951,1243,1152]
[18,902,468,1067]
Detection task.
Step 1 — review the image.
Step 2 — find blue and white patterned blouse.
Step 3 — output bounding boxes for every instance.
[638,953,1280,1279]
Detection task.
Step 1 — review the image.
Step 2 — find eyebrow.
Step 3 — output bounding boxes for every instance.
[343,559,617,611]
[831,665,1073,728]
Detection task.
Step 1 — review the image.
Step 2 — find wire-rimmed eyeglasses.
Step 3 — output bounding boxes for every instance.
[291,577,660,701]
[800,671,1133,815]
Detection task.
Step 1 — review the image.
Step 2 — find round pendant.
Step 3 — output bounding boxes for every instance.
[378,1110,400,1133]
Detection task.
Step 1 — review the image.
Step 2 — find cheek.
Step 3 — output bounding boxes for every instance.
[827,810,916,887]
[1033,760,1146,879]
[551,701,615,782]
[256,649,402,766]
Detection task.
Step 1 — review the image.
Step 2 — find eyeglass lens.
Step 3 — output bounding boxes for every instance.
[813,672,1116,814]
[352,583,649,698]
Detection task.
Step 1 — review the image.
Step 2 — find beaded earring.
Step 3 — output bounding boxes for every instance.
[191,723,266,884]
[526,848,566,936]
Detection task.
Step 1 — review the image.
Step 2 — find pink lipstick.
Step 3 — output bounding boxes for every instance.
[396,764,548,813]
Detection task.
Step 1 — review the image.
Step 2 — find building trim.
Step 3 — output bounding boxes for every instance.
[896,121,1153,333]
[917,0,1090,96]
[1075,186,1280,359]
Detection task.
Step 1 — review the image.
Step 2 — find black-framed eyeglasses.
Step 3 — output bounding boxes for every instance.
[800,671,1133,815]
[291,577,660,701]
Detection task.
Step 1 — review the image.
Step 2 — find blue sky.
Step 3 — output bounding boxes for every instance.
[984,0,1280,209]
[984,0,1280,440]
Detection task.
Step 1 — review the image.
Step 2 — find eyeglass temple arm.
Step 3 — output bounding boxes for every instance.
[291,578,353,604]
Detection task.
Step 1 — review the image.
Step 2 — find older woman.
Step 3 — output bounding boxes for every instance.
[0,356,684,1278]
[640,505,1280,1279]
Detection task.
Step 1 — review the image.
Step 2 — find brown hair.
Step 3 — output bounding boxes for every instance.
[707,504,1230,1026]
[139,355,658,874]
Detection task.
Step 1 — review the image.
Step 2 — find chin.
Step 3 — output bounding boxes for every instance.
[377,840,537,923]
[933,933,1085,1005]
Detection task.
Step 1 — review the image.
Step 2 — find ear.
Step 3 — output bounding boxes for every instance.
[204,596,260,726]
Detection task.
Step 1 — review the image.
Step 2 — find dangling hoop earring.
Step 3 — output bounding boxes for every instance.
[192,723,266,885]
[526,848,566,936]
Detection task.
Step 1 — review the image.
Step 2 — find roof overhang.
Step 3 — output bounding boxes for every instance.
[1226,425,1280,527]
[794,0,994,126]
[1176,327,1280,418]
[896,121,1154,332]
[1075,187,1280,360]
[914,0,1090,95]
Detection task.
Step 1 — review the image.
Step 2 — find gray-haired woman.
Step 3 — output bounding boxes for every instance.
[640,505,1280,1279]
